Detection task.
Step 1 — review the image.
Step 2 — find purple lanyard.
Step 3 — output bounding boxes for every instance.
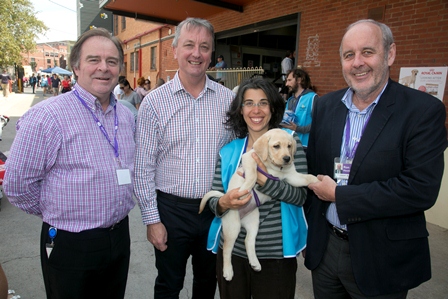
[74,90,119,158]
[344,112,371,160]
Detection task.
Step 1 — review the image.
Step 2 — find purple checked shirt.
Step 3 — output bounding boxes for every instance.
[134,72,234,225]
[4,84,136,232]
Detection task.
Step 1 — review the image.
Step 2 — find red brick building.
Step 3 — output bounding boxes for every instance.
[106,0,448,111]
[21,42,73,74]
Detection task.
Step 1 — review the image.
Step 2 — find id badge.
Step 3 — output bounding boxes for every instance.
[334,157,351,180]
[116,168,131,185]
[46,243,54,258]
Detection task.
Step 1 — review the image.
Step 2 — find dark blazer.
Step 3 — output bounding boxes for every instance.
[305,79,447,296]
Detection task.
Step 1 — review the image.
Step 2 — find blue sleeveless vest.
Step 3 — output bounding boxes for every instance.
[285,91,316,146]
[206,135,308,257]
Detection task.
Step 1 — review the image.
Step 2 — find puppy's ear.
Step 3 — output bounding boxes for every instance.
[290,135,297,157]
[253,133,270,161]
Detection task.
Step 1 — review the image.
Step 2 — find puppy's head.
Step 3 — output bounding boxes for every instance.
[253,129,296,169]
[412,69,418,76]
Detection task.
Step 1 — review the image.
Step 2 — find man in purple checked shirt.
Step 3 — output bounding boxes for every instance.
[4,28,135,299]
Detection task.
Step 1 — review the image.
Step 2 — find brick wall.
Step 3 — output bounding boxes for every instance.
[208,0,448,126]
[115,0,448,126]
[115,19,176,88]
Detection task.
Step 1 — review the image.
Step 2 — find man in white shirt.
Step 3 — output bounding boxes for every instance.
[281,50,294,81]
[114,76,126,99]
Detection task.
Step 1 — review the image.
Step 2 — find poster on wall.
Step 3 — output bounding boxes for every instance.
[398,67,447,101]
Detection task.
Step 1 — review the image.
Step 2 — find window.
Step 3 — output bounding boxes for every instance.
[121,16,126,31]
[151,46,157,70]
[47,59,51,64]
[114,15,118,35]
[45,52,49,56]
[130,51,139,72]
[31,58,35,62]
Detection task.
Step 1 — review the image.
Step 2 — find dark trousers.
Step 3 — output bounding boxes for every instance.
[311,225,408,299]
[216,248,297,299]
[154,191,217,299]
[40,216,130,299]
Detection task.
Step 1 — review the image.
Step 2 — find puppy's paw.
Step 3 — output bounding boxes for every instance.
[306,174,319,185]
[223,267,234,281]
[250,261,262,272]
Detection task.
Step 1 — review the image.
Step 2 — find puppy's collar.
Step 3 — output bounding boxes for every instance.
[257,166,280,181]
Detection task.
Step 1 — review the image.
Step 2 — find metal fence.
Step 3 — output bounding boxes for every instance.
[206,67,265,90]
[166,67,265,91]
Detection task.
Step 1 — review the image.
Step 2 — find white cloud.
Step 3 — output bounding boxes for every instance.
[30,0,78,43]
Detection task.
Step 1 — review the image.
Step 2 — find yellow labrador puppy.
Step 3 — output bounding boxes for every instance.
[199,128,318,281]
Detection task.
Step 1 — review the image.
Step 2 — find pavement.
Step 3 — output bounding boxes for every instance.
[0,87,447,299]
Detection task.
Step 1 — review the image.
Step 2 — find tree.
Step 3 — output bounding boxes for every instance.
[30,61,37,72]
[0,0,47,68]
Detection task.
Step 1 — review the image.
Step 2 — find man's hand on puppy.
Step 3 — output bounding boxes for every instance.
[308,175,336,202]
[147,222,168,252]
[217,189,252,214]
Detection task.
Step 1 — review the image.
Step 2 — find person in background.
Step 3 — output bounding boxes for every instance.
[40,75,48,95]
[280,68,318,152]
[30,73,37,94]
[61,75,72,93]
[206,77,308,299]
[0,70,12,98]
[281,50,294,81]
[47,74,52,93]
[280,50,294,100]
[120,79,141,109]
[210,54,227,83]
[114,75,126,100]
[153,78,165,90]
[4,27,136,299]
[305,19,447,299]
[51,73,61,96]
[134,17,235,299]
[134,77,151,101]
[37,73,41,88]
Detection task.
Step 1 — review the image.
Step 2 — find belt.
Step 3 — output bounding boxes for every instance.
[107,216,127,231]
[157,190,202,205]
[327,221,349,241]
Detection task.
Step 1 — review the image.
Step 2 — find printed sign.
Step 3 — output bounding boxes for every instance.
[399,67,447,101]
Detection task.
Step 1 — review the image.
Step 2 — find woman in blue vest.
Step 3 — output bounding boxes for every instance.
[280,68,318,152]
[205,77,309,299]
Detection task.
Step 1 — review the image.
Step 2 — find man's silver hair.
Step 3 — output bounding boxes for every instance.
[172,18,215,51]
[339,19,394,59]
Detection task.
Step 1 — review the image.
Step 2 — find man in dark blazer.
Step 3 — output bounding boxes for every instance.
[305,19,447,298]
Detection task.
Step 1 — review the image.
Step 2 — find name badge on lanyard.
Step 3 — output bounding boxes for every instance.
[334,111,371,181]
[74,90,131,186]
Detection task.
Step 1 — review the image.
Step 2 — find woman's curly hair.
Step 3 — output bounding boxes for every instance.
[225,77,285,138]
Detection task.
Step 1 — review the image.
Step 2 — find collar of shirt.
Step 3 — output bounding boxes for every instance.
[73,84,116,113]
[341,83,388,113]
[171,71,219,98]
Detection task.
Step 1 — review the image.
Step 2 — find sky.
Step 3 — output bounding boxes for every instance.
[29,0,78,43]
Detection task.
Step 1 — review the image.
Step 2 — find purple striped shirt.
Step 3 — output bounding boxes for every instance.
[4,84,136,232]
[134,72,234,225]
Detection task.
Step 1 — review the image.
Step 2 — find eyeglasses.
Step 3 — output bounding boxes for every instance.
[242,101,270,109]
[120,86,125,89]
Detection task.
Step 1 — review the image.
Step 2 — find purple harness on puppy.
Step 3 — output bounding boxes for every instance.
[238,166,280,218]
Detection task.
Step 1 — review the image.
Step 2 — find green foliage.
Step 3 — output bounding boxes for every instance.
[30,61,37,71]
[0,0,48,68]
